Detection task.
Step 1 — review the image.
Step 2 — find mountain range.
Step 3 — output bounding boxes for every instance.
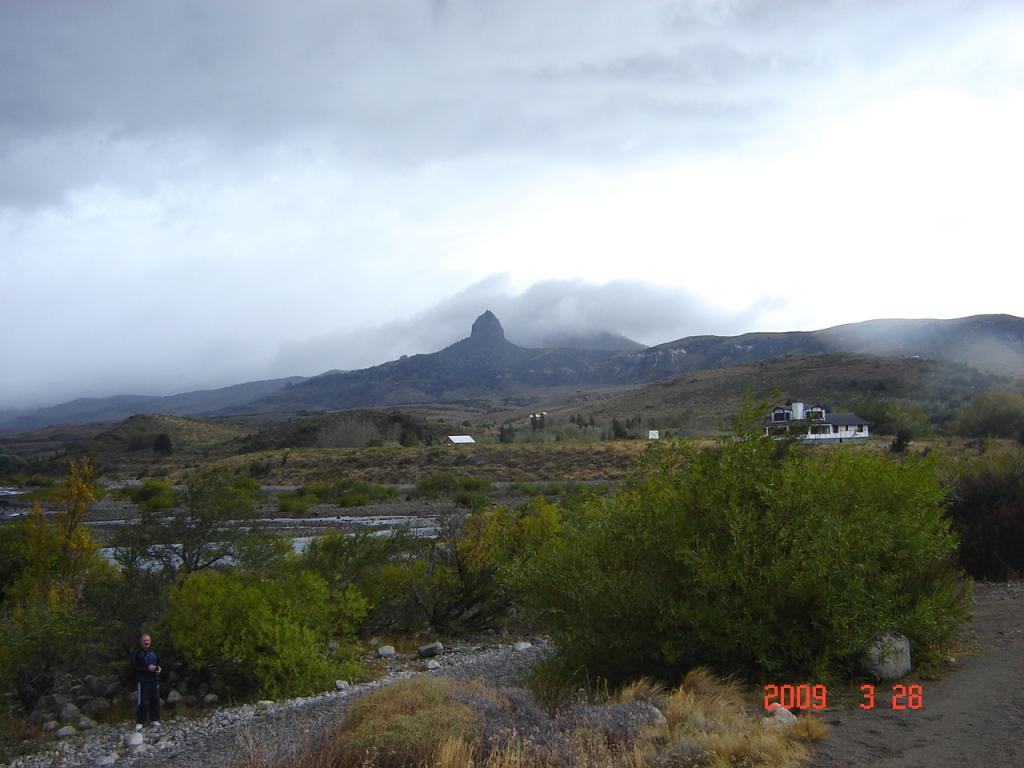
[2,312,1023,432]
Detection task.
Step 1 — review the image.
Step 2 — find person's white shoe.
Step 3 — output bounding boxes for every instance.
[134,724,143,732]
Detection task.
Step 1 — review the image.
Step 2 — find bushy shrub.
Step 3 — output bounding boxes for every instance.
[278,492,317,516]
[852,397,934,437]
[416,473,491,499]
[946,449,1024,580]
[0,603,104,708]
[953,391,1024,439]
[519,437,968,684]
[116,479,176,513]
[167,568,360,698]
[305,478,396,507]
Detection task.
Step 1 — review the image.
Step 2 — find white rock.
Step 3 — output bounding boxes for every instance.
[76,716,96,730]
[862,633,912,680]
[55,725,77,738]
[512,641,532,652]
[377,645,396,658]
[763,704,798,728]
[126,732,145,749]
[425,660,441,671]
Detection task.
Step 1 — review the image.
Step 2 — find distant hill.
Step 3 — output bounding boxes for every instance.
[607,314,1024,383]
[0,377,306,432]
[239,311,620,413]
[231,409,453,453]
[554,352,1019,435]
[237,312,1024,414]
[6,313,1023,431]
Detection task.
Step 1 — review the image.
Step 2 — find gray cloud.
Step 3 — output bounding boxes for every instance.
[0,0,995,207]
[268,275,745,376]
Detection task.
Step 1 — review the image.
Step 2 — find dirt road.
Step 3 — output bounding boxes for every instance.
[808,581,1024,767]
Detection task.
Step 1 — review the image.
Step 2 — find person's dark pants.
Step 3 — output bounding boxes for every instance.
[136,681,160,725]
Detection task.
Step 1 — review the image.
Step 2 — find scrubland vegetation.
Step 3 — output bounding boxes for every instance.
[3,396,1024,764]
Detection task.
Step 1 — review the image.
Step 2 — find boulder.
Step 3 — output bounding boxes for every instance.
[56,725,77,739]
[82,697,111,716]
[425,660,441,671]
[76,716,96,731]
[202,693,219,706]
[762,704,798,729]
[558,701,667,745]
[103,680,123,698]
[165,689,183,706]
[377,645,397,658]
[862,633,912,680]
[59,702,82,721]
[417,641,444,658]
[335,680,351,691]
[126,731,144,749]
[512,641,532,652]
[27,708,47,725]
[257,700,274,710]
[43,720,59,732]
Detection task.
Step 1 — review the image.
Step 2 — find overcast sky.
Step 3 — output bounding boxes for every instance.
[2,0,1023,409]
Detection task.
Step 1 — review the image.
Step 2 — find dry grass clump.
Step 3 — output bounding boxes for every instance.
[334,677,483,768]
[239,669,828,768]
[612,667,829,768]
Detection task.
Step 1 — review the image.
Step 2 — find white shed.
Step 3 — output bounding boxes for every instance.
[445,435,476,445]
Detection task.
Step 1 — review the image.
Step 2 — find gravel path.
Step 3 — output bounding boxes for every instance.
[2,640,551,768]
[808,581,1024,768]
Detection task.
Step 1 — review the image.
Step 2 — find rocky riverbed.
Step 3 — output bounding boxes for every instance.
[1,639,551,768]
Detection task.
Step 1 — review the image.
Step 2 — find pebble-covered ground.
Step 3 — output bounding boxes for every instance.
[2,640,551,768]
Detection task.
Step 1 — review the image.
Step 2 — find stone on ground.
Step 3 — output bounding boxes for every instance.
[862,632,912,680]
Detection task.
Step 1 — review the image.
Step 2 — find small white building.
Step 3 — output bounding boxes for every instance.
[445,435,476,445]
[648,430,660,440]
[764,400,869,442]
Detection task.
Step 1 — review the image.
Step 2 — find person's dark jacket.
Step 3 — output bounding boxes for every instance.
[133,648,160,683]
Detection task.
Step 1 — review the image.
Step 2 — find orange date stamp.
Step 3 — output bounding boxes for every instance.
[763,683,924,711]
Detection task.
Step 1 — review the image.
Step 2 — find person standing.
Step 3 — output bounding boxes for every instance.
[133,633,161,731]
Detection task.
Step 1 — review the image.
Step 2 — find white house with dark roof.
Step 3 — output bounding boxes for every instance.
[764,400,870,442]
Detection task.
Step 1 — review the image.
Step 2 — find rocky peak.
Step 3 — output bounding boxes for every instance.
[470,311,505,344]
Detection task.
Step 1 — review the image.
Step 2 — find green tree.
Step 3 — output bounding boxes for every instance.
[111,470,262,577]
[953,391,1024,439]
[167,568,357,698]
[519,434,968,684]
[153,432,174,455]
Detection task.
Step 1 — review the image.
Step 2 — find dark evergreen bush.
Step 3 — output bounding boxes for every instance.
[946,450,1024,580]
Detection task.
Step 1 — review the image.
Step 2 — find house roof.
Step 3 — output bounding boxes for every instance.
[764,412,869,426]
[821,413,870,426]
[446,435,476,444]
